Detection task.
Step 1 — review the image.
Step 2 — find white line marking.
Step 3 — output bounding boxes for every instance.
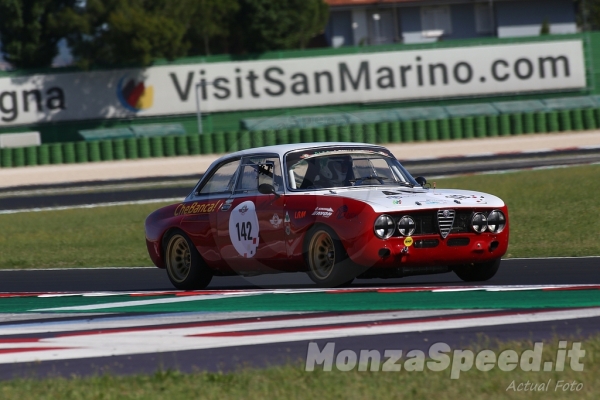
[0,308,598,364]
[32,292,266,312]
[0,310,476,336]
[0,198,181,215]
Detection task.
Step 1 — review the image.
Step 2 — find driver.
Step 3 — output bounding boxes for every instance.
[320,157,351,187]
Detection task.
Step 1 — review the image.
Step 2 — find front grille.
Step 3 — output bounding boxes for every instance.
[437,210,455,239]
[390,209,480,238]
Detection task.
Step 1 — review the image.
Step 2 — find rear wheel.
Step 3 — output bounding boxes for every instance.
[304,225,361,287]
[165,230,212,290]
[453,259,501,282]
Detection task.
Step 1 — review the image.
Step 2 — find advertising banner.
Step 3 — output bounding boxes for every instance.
[0,40,587,126]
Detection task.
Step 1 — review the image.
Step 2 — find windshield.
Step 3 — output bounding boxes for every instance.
[285,148,418,190]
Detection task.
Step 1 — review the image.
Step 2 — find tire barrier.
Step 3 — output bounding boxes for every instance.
[463,117,475,139]
[402,120,414,142]
[326,125,338,142]
[138,137,151,158]
[301,128,314,144]
[113,139,126,160]
[475,116,487,138]
[126,138,139,159]
[213,132,226,153]
[365,124,377,144]
[499,114,511,136]
[376,122,390,143]
[277,129,290,145]
[339,125,351,142]
[225,131,238,152]
[200,133,213,154]
[26,146,38,165]
[351,124,365,143]
[524,113,535,134]
[250,130,264,149]
[559,110,572,131]
[175,135,189,156]
[512,113,523,136]
[88,141,101,162]
[535,112,548,133]
[265,129,278,145]
[451,117,463,140]
[1,148,12,168]
[63,142,76,164]
[414,120,427,142]
[12,147,25,167]
[4,107,600,168]
[50,143,63,164]
[547,111,560,132]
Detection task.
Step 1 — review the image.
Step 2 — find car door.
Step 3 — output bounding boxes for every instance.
[217,154,286,272]
[181,158,240,270]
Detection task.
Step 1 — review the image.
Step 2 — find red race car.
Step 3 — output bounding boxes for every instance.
[145,143,509,289]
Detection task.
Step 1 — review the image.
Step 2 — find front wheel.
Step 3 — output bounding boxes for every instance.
[304,225,361,287]
[453,259,501,282]
[165,230,213,290]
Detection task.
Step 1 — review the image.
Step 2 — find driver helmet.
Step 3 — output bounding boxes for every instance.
[321,159,347,185]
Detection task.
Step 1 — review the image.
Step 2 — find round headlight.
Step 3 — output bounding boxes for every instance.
[487,210,506,233]
[374,215,395,239]
[397,215,416,237]
[471,212,488,233]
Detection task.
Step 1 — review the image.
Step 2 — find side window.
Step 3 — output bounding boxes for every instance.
[198,159,240,195]
[236,156,283,193]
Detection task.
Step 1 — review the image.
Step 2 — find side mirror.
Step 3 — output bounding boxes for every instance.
[415,176,427,187]
[258,183,279,196]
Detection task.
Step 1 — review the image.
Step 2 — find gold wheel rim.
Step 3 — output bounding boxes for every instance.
[308,231,335,280]
[167,235,191,283]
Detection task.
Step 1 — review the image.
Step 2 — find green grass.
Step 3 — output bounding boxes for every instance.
[0,202,172,269]
[0,335,597,399]
[435,164,600,258]
[0,164,598,269]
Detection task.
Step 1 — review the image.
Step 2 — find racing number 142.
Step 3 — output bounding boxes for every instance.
[235,222,253,241]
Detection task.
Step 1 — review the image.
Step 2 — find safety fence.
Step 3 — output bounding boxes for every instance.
[0,107,598,168]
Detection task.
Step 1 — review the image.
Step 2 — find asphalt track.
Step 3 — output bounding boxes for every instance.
[0,258,599,380]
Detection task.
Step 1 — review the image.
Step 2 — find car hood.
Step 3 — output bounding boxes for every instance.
[308,187,505,213]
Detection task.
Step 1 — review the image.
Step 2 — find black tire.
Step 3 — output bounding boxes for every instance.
[304,225,362,288]
[453,259,501,282]
[164,230,213,290]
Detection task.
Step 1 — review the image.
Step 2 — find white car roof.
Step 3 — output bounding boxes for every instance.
[212,142,387,163]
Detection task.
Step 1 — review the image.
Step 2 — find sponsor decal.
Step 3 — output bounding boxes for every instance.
[174,200,222,216]
[404,237,413,247]
[294,211,307,219]
[312,207,334,218]
[392,200,402,205]
[117,75,154,112]
[229,201,260,258]
[446,195,470,200]
[418,200,449,205]
[386,195,403,199]
[270,214,282,228]
[336,205,358,220]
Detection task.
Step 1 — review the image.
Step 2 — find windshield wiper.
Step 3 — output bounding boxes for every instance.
[350,176,392,186]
